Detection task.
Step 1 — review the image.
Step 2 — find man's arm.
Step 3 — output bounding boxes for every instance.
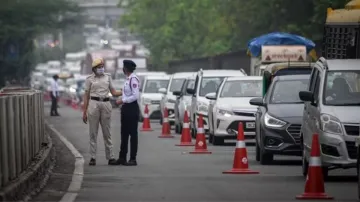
[83,78,91,113]
[122,77,139,103]
[108,74,122,96]
[51,80,56,97]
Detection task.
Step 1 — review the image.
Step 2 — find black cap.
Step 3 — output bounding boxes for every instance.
[123,60,136,71]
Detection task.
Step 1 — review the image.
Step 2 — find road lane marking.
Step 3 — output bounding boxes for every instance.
[47,123,84,202]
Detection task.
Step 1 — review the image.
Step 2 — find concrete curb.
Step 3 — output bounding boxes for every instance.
[0,131,55,202]
[46,123,84,202]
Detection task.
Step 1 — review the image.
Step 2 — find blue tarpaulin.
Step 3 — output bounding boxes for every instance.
[247,32,316,57]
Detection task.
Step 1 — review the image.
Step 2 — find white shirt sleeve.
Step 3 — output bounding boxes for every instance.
[51,80,57,97]
[122,77,140,103]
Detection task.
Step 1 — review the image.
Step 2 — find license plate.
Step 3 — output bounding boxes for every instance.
[246,122,255,129]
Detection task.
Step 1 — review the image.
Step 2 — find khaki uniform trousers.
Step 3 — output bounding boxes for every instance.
[88,100,115,160]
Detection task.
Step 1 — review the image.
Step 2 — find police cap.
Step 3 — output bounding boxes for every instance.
[123,60,136,71]
[92,58,104,68]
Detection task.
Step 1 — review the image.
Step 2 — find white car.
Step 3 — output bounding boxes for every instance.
[139,75,170,121]
[187,69,247,137]
[136,71,167,91]
[159,72,195,126]
[206,76,262,145]
[173,75,196,133]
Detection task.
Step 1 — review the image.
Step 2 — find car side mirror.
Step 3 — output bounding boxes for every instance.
[158,88,167,94]
[249,97,264,106]
[173,91,182,96]
[186,88,195,95]
[299,91,314,103]
[205,92,216,100]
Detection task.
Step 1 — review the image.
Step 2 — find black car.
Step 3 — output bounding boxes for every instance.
[249,75,309,165]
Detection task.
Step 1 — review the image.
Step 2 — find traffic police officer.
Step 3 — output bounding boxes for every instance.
[116,60,140,166]
[82,58,122,166]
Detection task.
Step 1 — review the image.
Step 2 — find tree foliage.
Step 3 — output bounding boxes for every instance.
[119,0,351,70]
[0,0,82,86]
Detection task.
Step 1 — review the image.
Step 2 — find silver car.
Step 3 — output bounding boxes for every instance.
[299,58,360,178]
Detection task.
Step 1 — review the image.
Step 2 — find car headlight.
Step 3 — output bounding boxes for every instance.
[168,98,176,103]
[264,113,286,128]
[142,98,151,105]
[319,113,342,135]
[197,102,208,113]
[217,108,233,117]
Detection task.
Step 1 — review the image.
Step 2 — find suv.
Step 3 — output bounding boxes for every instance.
[186,69,246,137]
[299,57,360,178]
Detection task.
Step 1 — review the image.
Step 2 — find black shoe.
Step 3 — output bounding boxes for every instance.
[116,158,127,165]
[126,160,137,166]
[89,158,96,166]
[108,158,118,165]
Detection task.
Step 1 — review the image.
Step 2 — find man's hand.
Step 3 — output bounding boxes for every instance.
[116,99,123,105]
[82,112,88,124]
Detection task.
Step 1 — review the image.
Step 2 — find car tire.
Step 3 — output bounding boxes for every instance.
[175,124,180,134]
[302,149,309,177]
[208,134,214,144]
[213,136,224,146]
[159,117,163,125]
[255,141,260,161]
[322,167,329,181]
[358,164,360,199]
[260,148,273,165]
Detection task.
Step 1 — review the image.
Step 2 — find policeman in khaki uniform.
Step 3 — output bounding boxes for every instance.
[115,60,140,166]
[82,58,122,166]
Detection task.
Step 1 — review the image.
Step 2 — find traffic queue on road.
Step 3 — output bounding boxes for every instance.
[136,57,360,189]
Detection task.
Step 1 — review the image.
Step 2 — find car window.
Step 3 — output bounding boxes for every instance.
[220,80,262,97]
[270,79,309,104]
[199,77,225,97]
[184,80,195,95]
[323,70,360,106]
[169,78,185,92]
[144,79,169,93]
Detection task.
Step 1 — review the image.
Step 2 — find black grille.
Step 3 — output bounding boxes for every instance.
[344,125,359,136]
[233,111,255,117]
[227,121,255,132]
[287,124,301,144]
[151,100,160,104]
[345,141,357,159]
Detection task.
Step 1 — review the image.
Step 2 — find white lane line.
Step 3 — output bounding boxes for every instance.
[48,123,84,202]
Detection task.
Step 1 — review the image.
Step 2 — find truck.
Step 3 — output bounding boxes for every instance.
[81,49,119,77]
[322,0,360,59]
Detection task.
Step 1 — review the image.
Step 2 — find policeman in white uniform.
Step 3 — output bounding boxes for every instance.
[50,74,60,116]
[116,60,140,166]
[82,58,122,166]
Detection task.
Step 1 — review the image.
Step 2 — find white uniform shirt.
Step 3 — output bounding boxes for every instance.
[122,73,140,103]
[50,79,59,97]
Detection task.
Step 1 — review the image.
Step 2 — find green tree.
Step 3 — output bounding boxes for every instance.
[0,0,81,86]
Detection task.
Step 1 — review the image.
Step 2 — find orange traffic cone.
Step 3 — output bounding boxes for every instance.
[141,104,153,131]
[296,133,333,200]
[223,122,259,174]
[190,114,211,154]
[158,107,174,138]
[175,111,194,146]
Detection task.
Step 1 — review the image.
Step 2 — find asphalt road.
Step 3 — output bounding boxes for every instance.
[43,103,358,202]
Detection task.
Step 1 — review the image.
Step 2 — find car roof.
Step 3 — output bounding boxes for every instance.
[273,74,310,81]
[326,59,360,71]
[226,76,262,81]
[201,70,246,77]
[145,75,170,80]
[172,72,196,79]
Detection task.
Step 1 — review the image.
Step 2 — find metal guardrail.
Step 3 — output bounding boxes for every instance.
[0,88,45,188]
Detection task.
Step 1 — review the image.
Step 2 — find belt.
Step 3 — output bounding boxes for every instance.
[91,96,110,102]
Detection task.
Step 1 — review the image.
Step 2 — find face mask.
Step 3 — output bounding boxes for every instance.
[96,68,104,74]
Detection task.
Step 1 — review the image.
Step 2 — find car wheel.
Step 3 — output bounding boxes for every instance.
[260,147,273,165]
[208,133,214,144]
[302,148,309,177]
[159,117,163,125]
[255,141,260,161]
[175,124,180,134]
[322,167,329,181]
[358,165,360,199]
[213,136,224,146]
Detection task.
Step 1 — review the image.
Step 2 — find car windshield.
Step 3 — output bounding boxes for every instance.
[144,79,169,93]
[185,80,195,95]
[220,80,262,97]
[323,70,360,106]
[199,77,225,96]
[169,78,185,92]
[270,79,309,104]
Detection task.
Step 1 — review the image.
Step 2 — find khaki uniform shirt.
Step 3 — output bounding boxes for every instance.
[84,73,114,97]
